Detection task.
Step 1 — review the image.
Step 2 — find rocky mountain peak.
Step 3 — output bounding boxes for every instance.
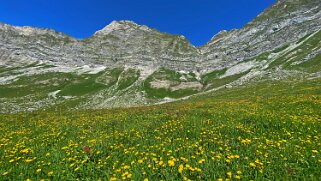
[94,20,152,35]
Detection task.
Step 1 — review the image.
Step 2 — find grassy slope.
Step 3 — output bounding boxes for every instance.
[268,29,321,72]
[204,71,250,90]
[0,68,121,99]
[201,68,227,84]
[1,78,321,180]
[117,69,140,90]
[144,68,200,98]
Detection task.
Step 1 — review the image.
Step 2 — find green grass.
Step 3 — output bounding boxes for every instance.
[205,71,250,90]
[272,44,289,53]
[117,69,140,90]
[143,68,200,98]
[253,52,270,62]
[0,64,34,74]
[58,80,105,96]
[143,84,199,99]
[290,53,321,73]
[0,71,110,99]
[201,68,227,84]
[1,78,321,180]
[0,72,75,98]
[58,72,107,96]
[96,68,123,86]
[0,69,119,103]
[149,68,181,82]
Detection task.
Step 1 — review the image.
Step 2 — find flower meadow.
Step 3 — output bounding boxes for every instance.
[1,80,321,180]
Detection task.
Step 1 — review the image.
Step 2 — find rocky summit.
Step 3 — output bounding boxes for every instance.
[0,0,321,113]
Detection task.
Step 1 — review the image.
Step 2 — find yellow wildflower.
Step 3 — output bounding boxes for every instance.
[168,160,175,167]
[198,159,205,164]
[250,162,256,168]
[127,173,132,178]
[25,158,35,163]
[178,164,184,173]
[227,171,232,178]
[109,177,117,181]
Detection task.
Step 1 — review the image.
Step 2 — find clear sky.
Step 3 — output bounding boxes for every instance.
[0,0,276,46]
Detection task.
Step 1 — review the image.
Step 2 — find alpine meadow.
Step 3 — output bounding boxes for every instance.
[1,0,321,180]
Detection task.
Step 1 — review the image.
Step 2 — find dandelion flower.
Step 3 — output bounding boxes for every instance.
[168,160,175,167]
[178,164,184,173]
[198,159,205,164]
[109,177,117,181]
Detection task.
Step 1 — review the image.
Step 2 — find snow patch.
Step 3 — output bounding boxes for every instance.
[62,96,74,99]
[193,71,202,81]
[76,65,106,74]
[48,90,61,99]
[163,97,175,101]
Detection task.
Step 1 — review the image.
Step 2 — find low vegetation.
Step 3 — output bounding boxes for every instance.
[117,69,140,90]
[143,68,200,98]
[1,78,320,180]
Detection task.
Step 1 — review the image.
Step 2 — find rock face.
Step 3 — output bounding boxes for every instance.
[0,0,321,113]
[0,20,200,72]
[1,0,320,73]
[200,0,321,72]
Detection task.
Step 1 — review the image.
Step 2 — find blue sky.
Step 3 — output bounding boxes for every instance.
[0,0,276,46]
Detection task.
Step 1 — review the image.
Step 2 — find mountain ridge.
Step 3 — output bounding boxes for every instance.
[0,0,320,113]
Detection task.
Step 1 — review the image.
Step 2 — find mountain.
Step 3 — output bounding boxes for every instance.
[201,0,321,70]
[0,0,320,113]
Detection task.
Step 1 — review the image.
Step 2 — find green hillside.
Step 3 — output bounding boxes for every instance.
[1,78,321,180]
